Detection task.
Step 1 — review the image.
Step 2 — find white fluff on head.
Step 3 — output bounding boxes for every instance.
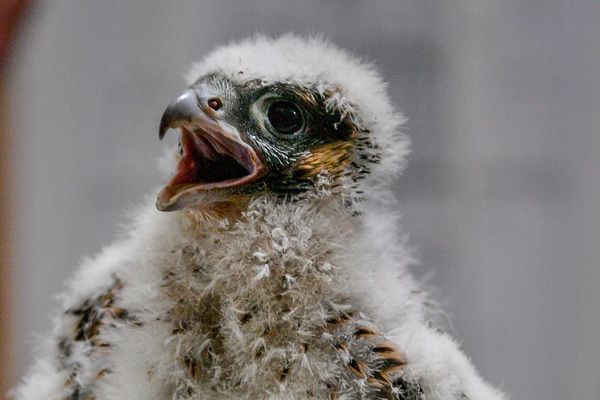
[186,34,410,206]
[11,35,507,400]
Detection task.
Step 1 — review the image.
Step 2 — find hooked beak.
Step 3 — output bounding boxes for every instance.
[159,90,202,140]
[156,89,265,212]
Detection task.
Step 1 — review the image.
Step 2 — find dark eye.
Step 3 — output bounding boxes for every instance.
[267,101,303,135]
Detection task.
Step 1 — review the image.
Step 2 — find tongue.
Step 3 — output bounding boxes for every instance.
[170,128,249,187]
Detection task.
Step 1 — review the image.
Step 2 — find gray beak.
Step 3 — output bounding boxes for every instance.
[158,89,202,140]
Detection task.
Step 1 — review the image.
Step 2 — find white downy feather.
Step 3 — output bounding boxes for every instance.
[11,35,506,400]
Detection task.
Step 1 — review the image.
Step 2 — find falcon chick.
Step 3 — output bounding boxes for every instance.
[12,35,507,400]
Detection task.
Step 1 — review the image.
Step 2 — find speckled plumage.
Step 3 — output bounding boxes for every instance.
[11,35,507,400]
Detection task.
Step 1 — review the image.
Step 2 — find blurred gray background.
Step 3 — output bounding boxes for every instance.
[5,1,600,398]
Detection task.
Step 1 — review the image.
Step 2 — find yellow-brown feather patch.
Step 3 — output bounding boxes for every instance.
[295,141,355,179]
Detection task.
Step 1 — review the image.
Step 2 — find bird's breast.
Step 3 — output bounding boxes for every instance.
[159,199,356,397]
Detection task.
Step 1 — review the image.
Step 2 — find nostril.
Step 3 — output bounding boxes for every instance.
[208,97,222,111]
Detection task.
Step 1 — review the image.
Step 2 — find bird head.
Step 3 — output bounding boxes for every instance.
[157,35,409,215]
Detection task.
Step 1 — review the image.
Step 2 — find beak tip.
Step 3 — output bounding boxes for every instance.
[158,89,201,141]
[158,113,171,140]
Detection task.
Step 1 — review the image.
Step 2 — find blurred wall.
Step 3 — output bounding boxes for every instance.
[6,1,600,398]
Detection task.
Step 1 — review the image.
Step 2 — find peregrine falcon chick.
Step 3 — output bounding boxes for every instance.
[11,35,507,400]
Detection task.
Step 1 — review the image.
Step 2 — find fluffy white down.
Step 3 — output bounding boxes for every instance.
[11,35,507,400]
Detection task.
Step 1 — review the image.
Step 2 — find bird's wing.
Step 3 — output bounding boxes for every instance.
[327,311,508,400]
[327,313,424,400]
[10,241,137,400]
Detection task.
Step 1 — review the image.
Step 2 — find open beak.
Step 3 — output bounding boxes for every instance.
[157,89,265,211]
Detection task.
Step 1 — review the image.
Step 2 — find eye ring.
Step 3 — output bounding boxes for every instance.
[266,100,304,135]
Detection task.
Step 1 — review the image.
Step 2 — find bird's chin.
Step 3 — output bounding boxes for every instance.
[156,126,265,212]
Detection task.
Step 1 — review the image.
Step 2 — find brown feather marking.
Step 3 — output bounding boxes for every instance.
[353,325,380,340]
[184,355,202,379]
[328,315,422,399]
[348,358,369,379]
[366,376,386,389]
[295,141,355,179]
[66,277,137,345]
[325,382,339,400]
[59,276,137,400]
[278,364,291,382]
[326,311,354,325]
[374,340,406,365]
